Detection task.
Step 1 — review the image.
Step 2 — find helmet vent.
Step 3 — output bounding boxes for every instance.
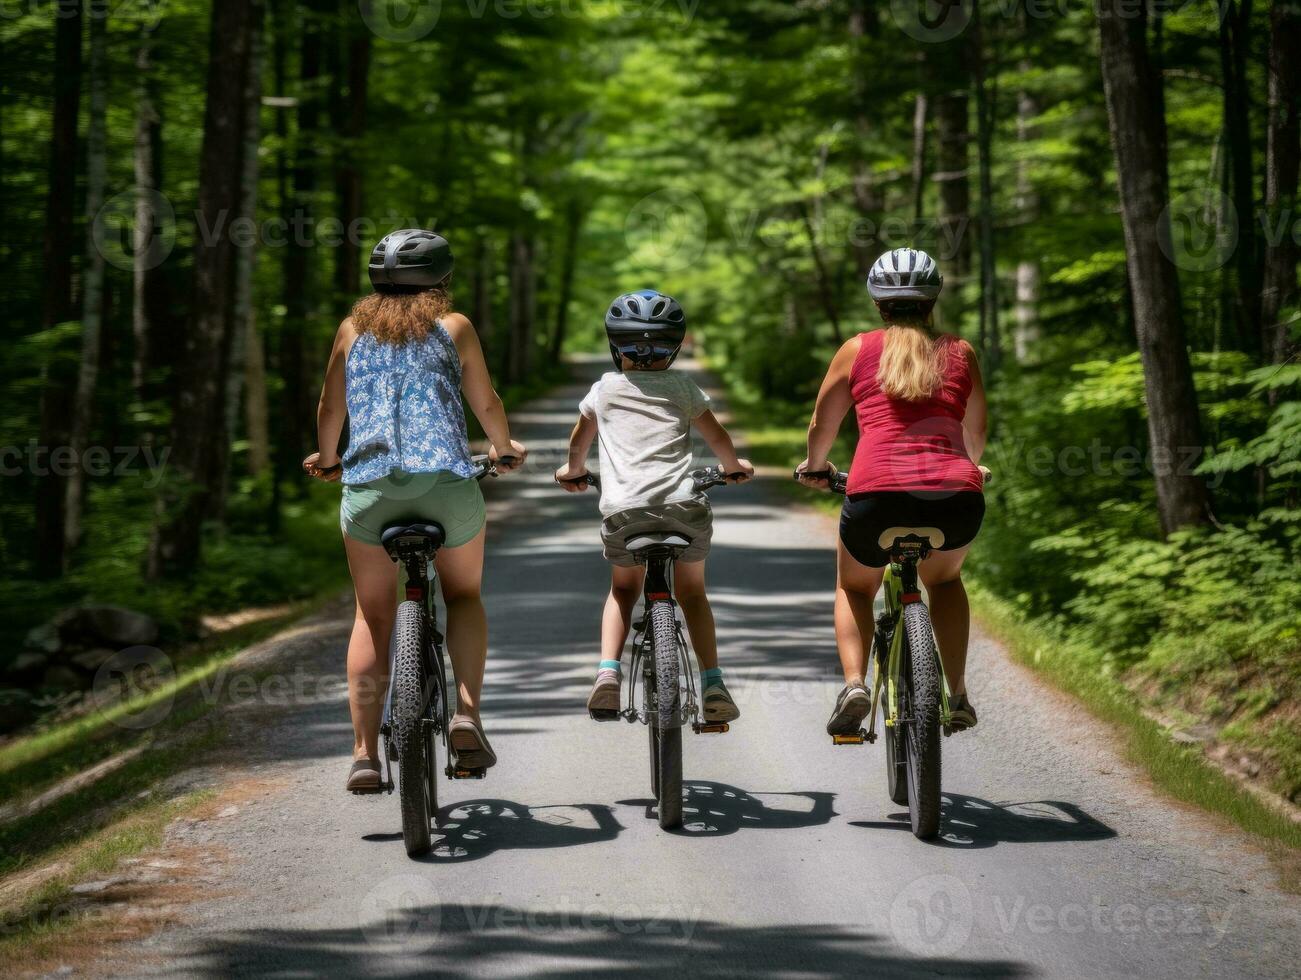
[651,300,666,317]
[627,298,641,314]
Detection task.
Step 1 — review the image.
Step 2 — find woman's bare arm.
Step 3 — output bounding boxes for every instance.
[443,312,525,468]
[798,336,861,483]
[308,318,356,477]
[961,343,988,464]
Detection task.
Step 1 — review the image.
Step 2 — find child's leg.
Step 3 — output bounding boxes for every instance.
[601,564,645,662]
[673,559,717,670]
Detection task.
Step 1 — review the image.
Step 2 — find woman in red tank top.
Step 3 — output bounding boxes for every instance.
[797,248,988,735]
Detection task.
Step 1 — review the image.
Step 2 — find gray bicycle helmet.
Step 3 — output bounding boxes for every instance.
[604,289,687,369]
[866,248,943,302]
[368,229,453,293]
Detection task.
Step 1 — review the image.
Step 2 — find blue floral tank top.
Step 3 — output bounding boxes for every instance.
[342,322,476,485]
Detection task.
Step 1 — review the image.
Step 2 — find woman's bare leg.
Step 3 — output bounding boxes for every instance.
[343,536,399,762]
[835,542,885,686]
[434,525,488,723]
[919,546,971,696]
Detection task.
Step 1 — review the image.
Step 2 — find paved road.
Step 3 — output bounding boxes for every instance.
[116,359,1297,979]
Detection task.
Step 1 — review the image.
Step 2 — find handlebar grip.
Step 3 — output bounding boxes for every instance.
[498,455,518,467]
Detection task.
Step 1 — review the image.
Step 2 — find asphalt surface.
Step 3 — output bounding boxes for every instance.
[115,359,1298,979]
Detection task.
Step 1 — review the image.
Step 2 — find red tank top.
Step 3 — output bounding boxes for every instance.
[846,330,982,495]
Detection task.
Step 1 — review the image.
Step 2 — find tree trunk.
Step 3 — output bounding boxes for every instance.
[1220,0,1261,348]
[506,233,536,385]
[847,0,883,275]
[933,32,971,333]
[972,3,1000,370]
[130,16,167,398]
[65,1,109,559]
[1097,0,1212,534]
[279,0,327,486]
[549,199,584,361]
[1013,75,1039,362]
[333,13,370,307]
[911,89,927,223]
[34,0,84,578]
[227,3,266,486]
[1261,0,1301,364]
[147,0,259,579]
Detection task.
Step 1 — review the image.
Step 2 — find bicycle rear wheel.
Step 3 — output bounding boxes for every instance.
[901,602,942,840]
[392,600,435,856]
[649,600,683,830]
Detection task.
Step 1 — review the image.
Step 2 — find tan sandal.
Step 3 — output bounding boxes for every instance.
[448,716,497,770]
[347,757,382,794]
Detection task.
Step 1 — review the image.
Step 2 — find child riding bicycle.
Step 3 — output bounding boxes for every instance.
[554,290,753,723]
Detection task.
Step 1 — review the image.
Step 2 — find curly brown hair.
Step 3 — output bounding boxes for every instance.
[349,288,454,344]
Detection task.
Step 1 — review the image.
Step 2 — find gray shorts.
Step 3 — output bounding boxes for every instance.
[601,500,713,567]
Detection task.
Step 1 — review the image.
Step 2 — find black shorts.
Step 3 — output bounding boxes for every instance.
[839,491,985,568]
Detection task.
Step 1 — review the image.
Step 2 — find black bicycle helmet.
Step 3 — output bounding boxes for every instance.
[866,248,943,303]
[368,229,453,293]
[604,289,687,370]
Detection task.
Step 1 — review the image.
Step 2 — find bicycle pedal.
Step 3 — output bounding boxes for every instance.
[692,722,729,734]
[449,767,487,780]
[588,708,621,722]
[831,730,868,745]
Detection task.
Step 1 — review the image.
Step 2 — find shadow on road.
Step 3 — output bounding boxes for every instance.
[183,906,1033,977]
[617,781,836,836]
[362,800,622,862]
[851,793,1116,848]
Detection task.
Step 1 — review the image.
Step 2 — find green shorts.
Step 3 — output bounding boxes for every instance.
[340,470,486,549]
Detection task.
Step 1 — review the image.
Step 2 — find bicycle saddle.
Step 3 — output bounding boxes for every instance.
[877,525,946,550]
[625,532,692,554]
[380,522,446,555]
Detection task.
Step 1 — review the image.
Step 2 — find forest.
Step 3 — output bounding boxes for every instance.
[1,1,1298,802]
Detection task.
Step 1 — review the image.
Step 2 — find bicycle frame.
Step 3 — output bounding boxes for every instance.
[863,554,954,743]
[622,548,700,730]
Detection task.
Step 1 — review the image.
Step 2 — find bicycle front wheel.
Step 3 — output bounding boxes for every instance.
[392,600,435,857]
[649,600,683,830]
[902,602,942,840]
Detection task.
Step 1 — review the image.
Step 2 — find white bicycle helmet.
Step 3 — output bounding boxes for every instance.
[867,248,943,303]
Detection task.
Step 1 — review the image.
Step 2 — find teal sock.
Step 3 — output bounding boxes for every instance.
[599,659,622,674]
[701,667,723,686]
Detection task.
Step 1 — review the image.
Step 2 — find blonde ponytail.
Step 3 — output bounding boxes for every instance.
[877,326,946,401]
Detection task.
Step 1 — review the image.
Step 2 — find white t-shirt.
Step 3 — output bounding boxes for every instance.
[579,370,711,517]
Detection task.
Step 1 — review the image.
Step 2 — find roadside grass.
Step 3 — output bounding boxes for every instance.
[727,393,1301,877]
[0,788,213,968]
[970,583,1301,889]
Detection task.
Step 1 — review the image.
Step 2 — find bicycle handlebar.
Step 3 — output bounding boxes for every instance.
[558,472,602,490]
[690,465,749,492]
[471,453,518,480]
[793,469,848,494]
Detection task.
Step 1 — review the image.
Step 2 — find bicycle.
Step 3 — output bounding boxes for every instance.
[559,465,745,830]
[796,466,987,840]
[366,453,514,857]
